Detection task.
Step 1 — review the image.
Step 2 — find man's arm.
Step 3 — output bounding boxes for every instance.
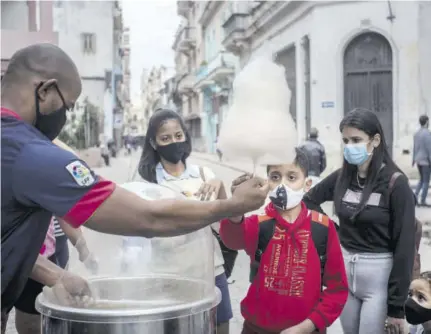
[12,141,268,238]
[30,255,65,287]
[320,144,327,174]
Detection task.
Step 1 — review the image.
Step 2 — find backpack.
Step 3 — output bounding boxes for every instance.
[249,210,329,288]
[198,167,238,279]
[388,172,423,279]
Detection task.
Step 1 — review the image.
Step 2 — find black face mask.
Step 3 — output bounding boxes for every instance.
[157,142,189,164]
[405,298,431,325]
[35,83,69,140]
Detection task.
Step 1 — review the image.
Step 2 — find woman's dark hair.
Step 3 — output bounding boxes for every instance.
[334,108,401,220]
[138,108,191,183]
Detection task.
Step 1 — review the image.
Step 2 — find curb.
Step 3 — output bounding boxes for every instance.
[191,154,250,174]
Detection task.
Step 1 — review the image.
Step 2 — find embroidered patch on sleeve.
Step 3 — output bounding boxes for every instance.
[65,161,96,187]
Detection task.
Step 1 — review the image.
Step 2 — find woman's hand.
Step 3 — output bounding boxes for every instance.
[195,179,223,201]
[231,173,253,194]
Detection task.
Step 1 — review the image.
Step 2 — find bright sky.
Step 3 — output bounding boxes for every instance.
[122,0,181,104]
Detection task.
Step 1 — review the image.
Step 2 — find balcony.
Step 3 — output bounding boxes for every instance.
[222,13,250,56]
[194,51,237,90]
[172,26,196,55]
[198,1,223,26]
[176,73,195,96]
[177,1,192,18]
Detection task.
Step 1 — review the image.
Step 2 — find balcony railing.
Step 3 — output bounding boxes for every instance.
[195,51,237,88]
[173,26,196,54]
[222,13,250,55]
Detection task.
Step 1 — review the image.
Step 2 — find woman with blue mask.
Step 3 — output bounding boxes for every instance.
[303,108,416,334]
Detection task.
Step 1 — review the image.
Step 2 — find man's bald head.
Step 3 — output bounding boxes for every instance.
[1,43,82,122]
[3,43,80,92]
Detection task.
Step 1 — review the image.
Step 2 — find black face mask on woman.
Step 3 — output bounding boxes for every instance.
[34,83,68,140]
[157,142,189,164]
[405,297,431,325]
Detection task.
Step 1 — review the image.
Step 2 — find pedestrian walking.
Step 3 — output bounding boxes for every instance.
[413,115,431,207]
[299,127,326,187]
[100,142,110,166]
[303,108,416,334]
[135,109,234,334]
[1,43,268,324]
[220,148,348,334]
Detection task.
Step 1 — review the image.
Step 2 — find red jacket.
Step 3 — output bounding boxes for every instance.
[220,202,348,332]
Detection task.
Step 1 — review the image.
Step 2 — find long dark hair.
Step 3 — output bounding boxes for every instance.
[334,108,401,220]
[138,108,192,183]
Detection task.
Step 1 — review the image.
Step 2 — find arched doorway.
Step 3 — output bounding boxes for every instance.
[344,32,393,153]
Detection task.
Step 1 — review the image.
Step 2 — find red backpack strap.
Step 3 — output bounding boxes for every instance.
[310,210,329,289]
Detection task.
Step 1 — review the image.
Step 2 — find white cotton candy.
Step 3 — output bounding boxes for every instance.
[218,54,298,167]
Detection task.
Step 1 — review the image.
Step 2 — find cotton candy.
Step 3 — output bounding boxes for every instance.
[218,54,298,167]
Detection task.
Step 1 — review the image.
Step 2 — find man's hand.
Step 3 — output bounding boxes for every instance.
[231,176,269,213]
[75,238,99,274]
[385,316,408,334]
[231,173,253,194]
[51,272,94,307]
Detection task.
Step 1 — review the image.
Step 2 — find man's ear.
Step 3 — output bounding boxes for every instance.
[304,178,313,192]
[36,79,57,101]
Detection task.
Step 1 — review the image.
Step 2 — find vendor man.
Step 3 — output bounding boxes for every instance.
[1,43,268,325]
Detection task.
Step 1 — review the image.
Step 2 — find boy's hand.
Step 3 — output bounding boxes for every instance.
[384,317,408,334]
[195,179,222,201]
[231,173,253,194]
[281,319,316,334]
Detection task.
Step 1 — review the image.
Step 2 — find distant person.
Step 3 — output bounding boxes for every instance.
[300,127,326,187]
[413,115,431,207]
[216,136,223,162]
[99,142,110,166]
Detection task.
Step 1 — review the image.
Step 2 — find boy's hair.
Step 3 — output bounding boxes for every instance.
[419,115,429,126]
[419,271,431,286]
[266,147,309,177]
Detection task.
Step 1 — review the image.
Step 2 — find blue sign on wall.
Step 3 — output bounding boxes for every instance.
[321,101,335,108]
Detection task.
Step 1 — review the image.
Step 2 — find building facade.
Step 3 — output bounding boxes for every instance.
[174,1,240,153]
[222,0,431,170]
[1,1,58,76]
[53,0,128,147]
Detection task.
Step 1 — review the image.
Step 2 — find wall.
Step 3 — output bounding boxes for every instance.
[250,1,425,171]
[1,1,57,63]
[53,0,114,130]
[1,1,29,31]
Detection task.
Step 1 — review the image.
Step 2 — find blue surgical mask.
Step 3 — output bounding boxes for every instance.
[343,143,371,165]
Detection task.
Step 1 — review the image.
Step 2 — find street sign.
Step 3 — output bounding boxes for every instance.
[321,101,335,108]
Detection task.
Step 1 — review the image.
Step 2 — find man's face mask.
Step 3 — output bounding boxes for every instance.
[35,83,69,140]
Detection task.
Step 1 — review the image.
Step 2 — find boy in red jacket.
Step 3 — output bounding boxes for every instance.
[220,149,348,334]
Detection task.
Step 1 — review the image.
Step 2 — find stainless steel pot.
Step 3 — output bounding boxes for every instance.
[36,276,221,334]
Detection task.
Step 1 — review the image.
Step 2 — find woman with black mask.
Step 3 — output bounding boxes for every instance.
[303,108,416,334]
[132,108,233,334]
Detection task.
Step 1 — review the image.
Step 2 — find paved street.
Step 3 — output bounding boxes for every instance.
[5,151,431,334]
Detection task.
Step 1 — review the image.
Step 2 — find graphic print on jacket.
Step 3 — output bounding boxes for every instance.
[241,205,331,331]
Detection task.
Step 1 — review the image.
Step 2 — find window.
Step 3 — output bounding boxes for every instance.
[81,33,96,54]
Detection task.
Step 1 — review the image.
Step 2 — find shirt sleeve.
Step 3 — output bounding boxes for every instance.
[308,220,348,330]
[219,215,259,256]
[387,173,416,318]
[303,169,339,213]
[12,140,116,228]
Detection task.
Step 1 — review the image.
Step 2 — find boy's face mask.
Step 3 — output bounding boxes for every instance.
[405,297,431,325]
[269,183,305,211]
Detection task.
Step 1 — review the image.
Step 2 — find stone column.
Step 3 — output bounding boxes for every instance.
[295,39,306,144]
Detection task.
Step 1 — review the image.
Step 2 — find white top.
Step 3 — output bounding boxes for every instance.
[154,163,225,277]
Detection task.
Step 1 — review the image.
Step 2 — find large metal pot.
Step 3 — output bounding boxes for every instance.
[36,276,221,334]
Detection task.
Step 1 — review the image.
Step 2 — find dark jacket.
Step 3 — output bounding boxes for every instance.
[300,138,326,177]
[413,128,431,166]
